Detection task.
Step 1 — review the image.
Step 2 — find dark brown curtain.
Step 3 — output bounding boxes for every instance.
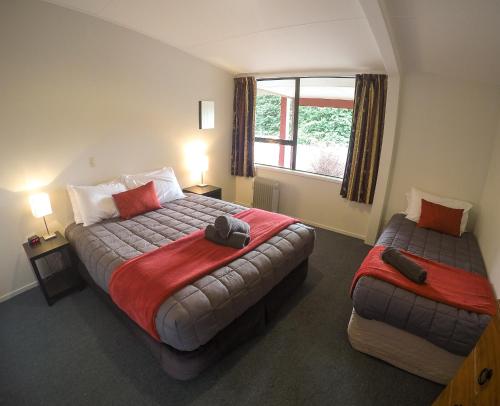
[231,77,256,177]
[341,74,388,204]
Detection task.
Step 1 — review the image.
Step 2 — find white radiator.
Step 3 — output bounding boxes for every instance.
[252,177,280,212]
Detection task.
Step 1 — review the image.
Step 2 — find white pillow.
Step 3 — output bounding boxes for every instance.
[71,182,127,227]
[401,192,410,215]
[121,167,184,204]
[405,187,472,235]
[67,185,83,224]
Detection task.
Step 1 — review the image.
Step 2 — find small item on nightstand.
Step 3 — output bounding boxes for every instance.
[28,235,41,247]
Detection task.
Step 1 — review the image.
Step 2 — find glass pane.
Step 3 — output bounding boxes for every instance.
[255,79,295,141]
[296,77,355,178]
[254,142,292,169]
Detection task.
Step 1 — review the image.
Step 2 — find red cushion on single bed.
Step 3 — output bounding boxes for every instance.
[417,199,464,237]
[112,181,162,219]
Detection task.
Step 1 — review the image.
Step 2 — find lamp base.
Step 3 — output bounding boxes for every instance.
[42,233,57,241]
[197,183,208,187]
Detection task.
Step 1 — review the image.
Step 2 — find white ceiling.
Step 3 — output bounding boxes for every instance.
[43,0,385,74]
[383,0,500,84]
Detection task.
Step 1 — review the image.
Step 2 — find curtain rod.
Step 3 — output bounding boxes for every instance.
[235,69,386,79]
[256,75,356,81]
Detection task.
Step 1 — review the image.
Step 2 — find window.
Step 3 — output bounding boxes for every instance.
[254,77,355,179]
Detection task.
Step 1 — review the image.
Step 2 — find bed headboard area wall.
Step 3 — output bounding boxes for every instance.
[475,115,500,298]
[382,73,500,231]
[380,73,500,297]
[0,0,234,300]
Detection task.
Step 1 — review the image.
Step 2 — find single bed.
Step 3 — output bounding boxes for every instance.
[66,193,315,379]
[349,214,491,384]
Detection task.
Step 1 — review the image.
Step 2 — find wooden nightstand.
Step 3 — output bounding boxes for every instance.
[183,185,222,199]
[23,231,85,305]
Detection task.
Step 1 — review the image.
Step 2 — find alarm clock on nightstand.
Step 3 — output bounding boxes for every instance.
[28,235,41,247]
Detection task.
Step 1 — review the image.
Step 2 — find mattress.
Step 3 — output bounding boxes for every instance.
[66,194,315,351]
[352,214,491,356]
[347,310,464,385]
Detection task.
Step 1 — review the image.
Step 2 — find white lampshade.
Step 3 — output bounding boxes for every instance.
[29,192,53,218]
[200,155,209,172]
[190,155,209,172]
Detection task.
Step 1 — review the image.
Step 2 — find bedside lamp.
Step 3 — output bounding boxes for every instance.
[29,192,56,240]
[198,155,209,187]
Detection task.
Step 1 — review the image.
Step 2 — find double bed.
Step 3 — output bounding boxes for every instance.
[66,193,315,379]
[349,214,491,384]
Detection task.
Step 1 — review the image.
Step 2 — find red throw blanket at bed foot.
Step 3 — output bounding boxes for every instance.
[350,246,497,316]
[109,208,299,341]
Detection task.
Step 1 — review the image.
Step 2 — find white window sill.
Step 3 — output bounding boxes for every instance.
[255,164,343,184]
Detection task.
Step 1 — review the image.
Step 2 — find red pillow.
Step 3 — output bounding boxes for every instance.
[112,181,162,220]
[417,199,464,237]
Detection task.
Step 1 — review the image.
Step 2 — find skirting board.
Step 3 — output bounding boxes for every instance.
[0,280,38,303]
[301,219,366,241]
[233,201,366,241]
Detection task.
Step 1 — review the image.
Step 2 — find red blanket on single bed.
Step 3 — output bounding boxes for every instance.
[350,246,496,316]
[109,208,299,341]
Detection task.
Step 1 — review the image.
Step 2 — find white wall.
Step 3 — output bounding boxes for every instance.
[235,167,371,239]
[475,115,500,298]
[0,0,234,301]
[381,72,500,297]
[383,73,500,227]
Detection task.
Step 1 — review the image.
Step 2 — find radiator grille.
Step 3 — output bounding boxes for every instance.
[252,177,280,212]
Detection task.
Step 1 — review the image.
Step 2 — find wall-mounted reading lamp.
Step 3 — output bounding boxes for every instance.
[199,101,215,129]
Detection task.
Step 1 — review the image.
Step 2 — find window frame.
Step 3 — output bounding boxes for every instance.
[254,76,355,178]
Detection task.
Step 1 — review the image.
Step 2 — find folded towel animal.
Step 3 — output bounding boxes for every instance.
[205,224,250,249]
[381,246,427,284]
[214,214,250,239]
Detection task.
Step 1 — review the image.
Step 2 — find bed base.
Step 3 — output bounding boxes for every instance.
[347,309,464,385]
[76,258,309,380]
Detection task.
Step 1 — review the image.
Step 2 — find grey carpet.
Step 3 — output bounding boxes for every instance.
[0,228,443,405]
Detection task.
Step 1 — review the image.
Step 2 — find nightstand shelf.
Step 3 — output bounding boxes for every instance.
[23,231,85,305]
[43,267,83,298]
[183,185,222,199]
